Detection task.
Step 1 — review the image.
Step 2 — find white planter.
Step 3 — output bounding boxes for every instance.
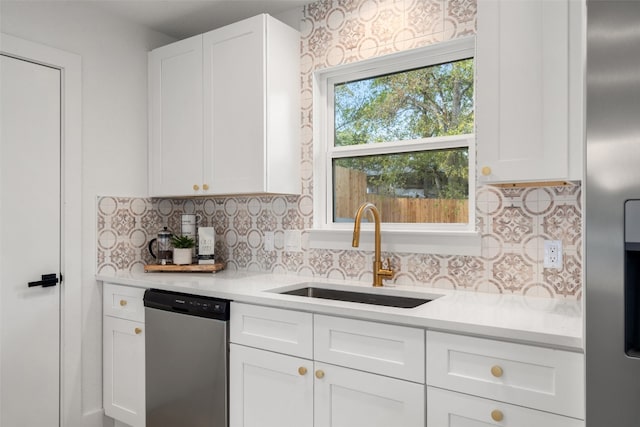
[173,248,192,265]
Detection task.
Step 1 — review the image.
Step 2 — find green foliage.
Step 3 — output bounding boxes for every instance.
[171,235,195,249]
[333,58,473,200]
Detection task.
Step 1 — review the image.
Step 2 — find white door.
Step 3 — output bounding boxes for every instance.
[0,54,61,426]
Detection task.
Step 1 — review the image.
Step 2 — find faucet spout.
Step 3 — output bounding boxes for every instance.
[352,202,394,287]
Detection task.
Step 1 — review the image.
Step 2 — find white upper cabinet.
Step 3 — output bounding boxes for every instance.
[204,14,301,195]
[148,14,300,197]
[476,0,584,184]
[149,35,204,197]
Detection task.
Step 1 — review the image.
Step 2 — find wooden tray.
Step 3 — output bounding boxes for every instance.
[144,263,225,273]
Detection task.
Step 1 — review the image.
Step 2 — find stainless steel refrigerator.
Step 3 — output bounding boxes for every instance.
[586,1,640,425]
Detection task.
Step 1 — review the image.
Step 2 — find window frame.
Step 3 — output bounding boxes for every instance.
[310,37,481,255]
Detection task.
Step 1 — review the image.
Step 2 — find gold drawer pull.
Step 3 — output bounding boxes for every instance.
[203,184,209,191]
[491,409,504,422]
[193,184,200,191]
[134,327,142,335]
[481,166,492,176]
[491,365,504,378]
[119,299,127,307]
[298,367,307,376]
[315,370,325,379]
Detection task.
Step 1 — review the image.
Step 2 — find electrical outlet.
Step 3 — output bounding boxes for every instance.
[543,240,563,269]
[284,230,301,252]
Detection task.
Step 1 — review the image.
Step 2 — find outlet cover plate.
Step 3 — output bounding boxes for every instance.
[543,240,563,269]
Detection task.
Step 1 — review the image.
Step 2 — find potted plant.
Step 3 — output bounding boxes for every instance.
[171,235,195,265]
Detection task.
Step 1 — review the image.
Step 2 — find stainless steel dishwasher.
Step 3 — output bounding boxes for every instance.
[143,289,230,427]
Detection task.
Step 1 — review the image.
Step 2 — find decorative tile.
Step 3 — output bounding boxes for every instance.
[338,250,367,277]
[309,249,336,275]
[447,255,484,288]
[232,210,252,236]
[492,253,534,293]
[408,0,443,36]
[95,0,582,300]
[542,252,582,297]
[492,206,534,244]
[543,204,582,245]
[407,254,441,283]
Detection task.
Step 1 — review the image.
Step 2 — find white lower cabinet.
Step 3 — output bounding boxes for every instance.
[427,387,584,427]
[314,362,424,427]
[426,331,585,426]
[103,283,146,427]
[229,302,425,427]
[230,344,313,427]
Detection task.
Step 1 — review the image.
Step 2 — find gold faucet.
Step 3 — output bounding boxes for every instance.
[352,202,394,287]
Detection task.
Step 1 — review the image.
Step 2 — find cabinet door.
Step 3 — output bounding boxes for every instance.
[103,316,145,427]
[148,35,204,197]
[476,0,574,183]
[203,15,265,194]
[230,344,313,427]
[314,362,424,427]
[427,387,584,427]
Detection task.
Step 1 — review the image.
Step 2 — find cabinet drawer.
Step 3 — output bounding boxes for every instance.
[427,387,583,427]
[103,283,145,322]
[426,331,584,419]
[315,315,425,383]
[230,303,313,359]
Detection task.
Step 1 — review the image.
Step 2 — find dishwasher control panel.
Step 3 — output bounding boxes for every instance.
[143,288,230,320]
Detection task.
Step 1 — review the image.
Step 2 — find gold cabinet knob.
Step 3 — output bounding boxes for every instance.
[203,184,209,191]
[481,166,492,176]
[491,409,504,422]
[491,365,504,378]
[193,184,200,191]
[119,299,127,307]
[134,327,142,335]
[315,370,325,379]
[298,367,307,376]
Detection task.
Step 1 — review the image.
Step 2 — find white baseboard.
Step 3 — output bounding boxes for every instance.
[81,408,108,427]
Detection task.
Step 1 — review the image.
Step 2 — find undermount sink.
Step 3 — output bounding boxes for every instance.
[277,283,433,309]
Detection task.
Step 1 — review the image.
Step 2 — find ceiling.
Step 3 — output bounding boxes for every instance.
[83,1,313,39]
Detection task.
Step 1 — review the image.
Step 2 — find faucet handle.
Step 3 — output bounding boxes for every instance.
[379,258,394,278]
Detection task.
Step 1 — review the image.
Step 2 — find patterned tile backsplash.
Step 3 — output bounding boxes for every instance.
[97,184,582,299]
[97,0,582,299]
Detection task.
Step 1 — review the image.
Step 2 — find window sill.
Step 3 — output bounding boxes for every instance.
[308,228,481,256]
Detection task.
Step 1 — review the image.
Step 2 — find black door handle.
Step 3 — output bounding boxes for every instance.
[28,273,59,288]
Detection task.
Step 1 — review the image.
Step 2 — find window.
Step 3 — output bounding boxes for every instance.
[311,38,479,254]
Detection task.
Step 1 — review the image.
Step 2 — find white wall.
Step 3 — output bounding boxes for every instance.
[0,2,174,426]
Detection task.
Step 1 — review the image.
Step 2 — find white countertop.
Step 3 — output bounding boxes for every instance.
[97,270,583,351]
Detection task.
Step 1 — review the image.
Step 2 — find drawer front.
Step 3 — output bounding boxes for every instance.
[426,331,584,419]
[315,314,425,383]
[427,387,584,427]
[103,283,146,322]
[230,303,313,359]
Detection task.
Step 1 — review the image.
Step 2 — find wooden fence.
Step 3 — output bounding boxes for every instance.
[334,166,468,223]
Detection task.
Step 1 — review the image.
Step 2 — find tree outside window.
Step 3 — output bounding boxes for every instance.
[330,57,474,225]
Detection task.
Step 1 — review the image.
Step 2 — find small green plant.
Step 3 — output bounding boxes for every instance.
[171,235,195,249]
